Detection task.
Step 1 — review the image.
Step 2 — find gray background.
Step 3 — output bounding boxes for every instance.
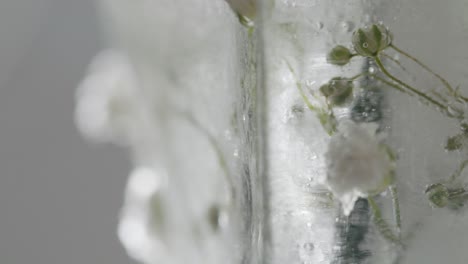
[0,1,135,263]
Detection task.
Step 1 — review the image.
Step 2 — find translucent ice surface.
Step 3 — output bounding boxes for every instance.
[75,0,468,263]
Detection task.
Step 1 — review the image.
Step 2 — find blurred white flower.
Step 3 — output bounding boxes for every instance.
[118,166,167,264]
[324,120,393,215]
[75,50,144,144]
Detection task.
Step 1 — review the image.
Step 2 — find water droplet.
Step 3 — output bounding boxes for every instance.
[303,242,315,251]
[305,79,316,87]
[317,22,324,30]
[448,105,463,117]
[368,67,375,73]
[341,21,355,32]
[363,42,369,48]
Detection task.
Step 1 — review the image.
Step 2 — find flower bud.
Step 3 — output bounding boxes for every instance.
[319,77,354,106]
[327,45,353,66]
[425,183,449,208]
[445,135,463,151]
[352,24,392,57]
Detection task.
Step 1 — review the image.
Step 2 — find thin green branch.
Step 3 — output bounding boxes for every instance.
[373,75,411,95]
[349,72,366,81]
[285,61,319,113]
[389,185,401,238]
[381,52,408,72]
[351,71,416,97]
[368,196,402,245]
[390,44,456,97]
[374,56,450,115]
[285,61,337,135]
[449,159,468,182]
[431,89,449,103]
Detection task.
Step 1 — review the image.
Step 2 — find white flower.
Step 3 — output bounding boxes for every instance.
[324,120,393,215]
[119,166,167,264]
[75,50,144,144]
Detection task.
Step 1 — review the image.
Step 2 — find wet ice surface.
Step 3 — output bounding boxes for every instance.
[265,0,468,263]
[93,0,260,264]
[264,1,376,263]
[79,0,468,263]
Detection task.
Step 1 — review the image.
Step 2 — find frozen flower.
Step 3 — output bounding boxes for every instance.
[75,50,144,144]
[119,166,167,264]
[324,120,393,215]
[352,24,392,57]
[319,77,354,106]
[327,45,353,66]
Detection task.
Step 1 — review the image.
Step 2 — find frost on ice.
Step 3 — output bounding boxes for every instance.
[324,120,393,215]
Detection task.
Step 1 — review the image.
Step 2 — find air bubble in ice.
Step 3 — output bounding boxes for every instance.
[303,242,315,251]
[341,21,355,32]
[305,79,316,87]
[317,22,324,30]
[448,105,463,118]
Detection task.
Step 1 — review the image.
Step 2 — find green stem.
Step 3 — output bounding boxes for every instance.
[351,71,415,97]
[459,94,468,102]
[349,72,366,81]
[390,44,456,97]
[373,75,411,95]
[381,52,408,72]
[285,61,319,112]
[431,89,449,103]
[374,56,449,114]
[285,61,337,135]
[449,159,468,182]
[389,185,401,238]
[368,196,402,245]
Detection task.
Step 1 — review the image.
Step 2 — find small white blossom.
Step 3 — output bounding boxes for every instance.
[324,120,393,215]
[119,166,167,264]
[75,50,144,144]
